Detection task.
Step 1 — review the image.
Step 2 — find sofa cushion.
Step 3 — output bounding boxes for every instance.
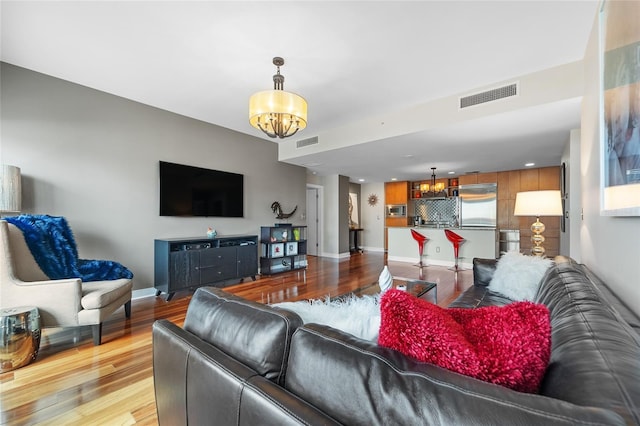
[183,287,303,386]
[379,289,551,393]
[285,323,624,425]
[472,257,497,286]
[447,284,513,308]
[489,251,552,301]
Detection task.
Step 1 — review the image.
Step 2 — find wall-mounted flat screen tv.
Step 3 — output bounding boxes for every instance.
[159,161,244,217]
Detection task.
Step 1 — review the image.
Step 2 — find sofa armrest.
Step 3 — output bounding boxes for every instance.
[183,287,302,385]
[472,257,497,286]
[152,319,339,426]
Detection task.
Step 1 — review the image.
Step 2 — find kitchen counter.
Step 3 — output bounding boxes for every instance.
[387,227,497,268]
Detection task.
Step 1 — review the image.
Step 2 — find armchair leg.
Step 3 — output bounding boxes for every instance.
[92,323,102,346]
[124,300,131,318]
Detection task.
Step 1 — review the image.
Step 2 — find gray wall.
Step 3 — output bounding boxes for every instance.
[311,173,351,257]
[1,63,307,291]
[360,182,385,252]
[338,175,350,254]
[581,16,640,316]
[560,129,582,260]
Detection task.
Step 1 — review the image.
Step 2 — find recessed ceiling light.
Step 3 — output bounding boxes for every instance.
[403,154,414,158]
[448,171,455,175]
[358,178,365,182]
[391,177,398,181]
[525,162,535,167]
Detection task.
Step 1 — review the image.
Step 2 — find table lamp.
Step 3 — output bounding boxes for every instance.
[513,190,562,257]
[0,165,22,214]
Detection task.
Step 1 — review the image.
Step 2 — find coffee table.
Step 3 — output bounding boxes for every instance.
[339,278,437,304]
[393,278,437,303]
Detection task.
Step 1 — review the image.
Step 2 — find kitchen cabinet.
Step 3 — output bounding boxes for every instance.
[458,172,497,185]
[495,166,561,257]
[477,172,498,184]
[458,174,478,185]
[385,181,409,204]
[385,181,410,228]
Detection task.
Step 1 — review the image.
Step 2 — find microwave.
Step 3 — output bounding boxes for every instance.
[386,204,407,217]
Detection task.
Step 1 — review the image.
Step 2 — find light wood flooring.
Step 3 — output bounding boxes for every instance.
[0,252,472,425]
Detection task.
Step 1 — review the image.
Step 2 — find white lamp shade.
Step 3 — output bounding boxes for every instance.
[249,90,308,129]
[0,165,22,213]
[513,190,562,217]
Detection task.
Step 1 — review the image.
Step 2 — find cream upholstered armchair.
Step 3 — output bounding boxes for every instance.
[0,220,132,345]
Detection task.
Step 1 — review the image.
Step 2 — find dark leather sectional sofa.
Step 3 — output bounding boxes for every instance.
[152,256,640,425]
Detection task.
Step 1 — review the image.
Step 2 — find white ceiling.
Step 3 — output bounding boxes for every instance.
[1,1,599,183]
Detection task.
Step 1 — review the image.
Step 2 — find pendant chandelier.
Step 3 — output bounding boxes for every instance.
[422,167,446,197]
[249,57,307,139]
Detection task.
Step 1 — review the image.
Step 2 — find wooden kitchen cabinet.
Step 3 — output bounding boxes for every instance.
[477,172,498,184]
[385,181,410,204]
[458,174,478,185]
[459,172,497,185]
[385,181,410,228]
[494,166,561,257]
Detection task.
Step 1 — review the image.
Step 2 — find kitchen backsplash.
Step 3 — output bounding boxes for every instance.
[414,198,458,226]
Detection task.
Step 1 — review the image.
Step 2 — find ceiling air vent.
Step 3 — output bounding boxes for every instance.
[296,136,319,148]
[459,82,518,109]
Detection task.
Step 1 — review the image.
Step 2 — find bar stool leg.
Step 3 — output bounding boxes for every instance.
[416,241,426,267]
[445,229,467,271]
[410,229,429,268]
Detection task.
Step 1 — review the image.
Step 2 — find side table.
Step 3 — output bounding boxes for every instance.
[349,228,364,253]
[0,306,41,372]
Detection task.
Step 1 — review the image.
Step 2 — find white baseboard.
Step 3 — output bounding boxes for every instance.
[387,256,472,269]
[320,251,352,259]
[132,287,157,300]
[361,246,385,253]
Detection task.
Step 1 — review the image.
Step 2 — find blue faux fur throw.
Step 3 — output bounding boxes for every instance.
[6,214,133,282]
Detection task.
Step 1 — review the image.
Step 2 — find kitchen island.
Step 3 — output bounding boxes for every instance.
[387,227,497,268]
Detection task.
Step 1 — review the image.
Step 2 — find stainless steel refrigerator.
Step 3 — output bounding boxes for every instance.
[458,183,497,227]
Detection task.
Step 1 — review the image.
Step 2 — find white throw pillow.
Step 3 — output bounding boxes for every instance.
[488,251,553,301]
[273,295,381,341]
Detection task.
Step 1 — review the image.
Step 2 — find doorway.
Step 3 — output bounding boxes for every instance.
[306,185,322,256]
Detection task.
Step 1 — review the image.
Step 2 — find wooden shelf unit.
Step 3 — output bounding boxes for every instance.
[260,225,308,275]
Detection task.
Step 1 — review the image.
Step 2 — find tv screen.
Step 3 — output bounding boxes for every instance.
[159,161,244,217]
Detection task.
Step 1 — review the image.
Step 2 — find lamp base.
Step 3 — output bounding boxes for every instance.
[530,217,546,257]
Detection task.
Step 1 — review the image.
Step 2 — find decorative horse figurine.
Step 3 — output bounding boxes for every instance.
[271,201,298,219]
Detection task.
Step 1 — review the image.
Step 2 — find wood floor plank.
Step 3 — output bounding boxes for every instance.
[0,253,470,425]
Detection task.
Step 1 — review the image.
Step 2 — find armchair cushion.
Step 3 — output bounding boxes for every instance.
[81,279,133,310]
[6,215,133,281]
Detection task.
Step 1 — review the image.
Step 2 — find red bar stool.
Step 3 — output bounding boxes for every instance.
[410,229,428,267]
[444,229,466,271]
